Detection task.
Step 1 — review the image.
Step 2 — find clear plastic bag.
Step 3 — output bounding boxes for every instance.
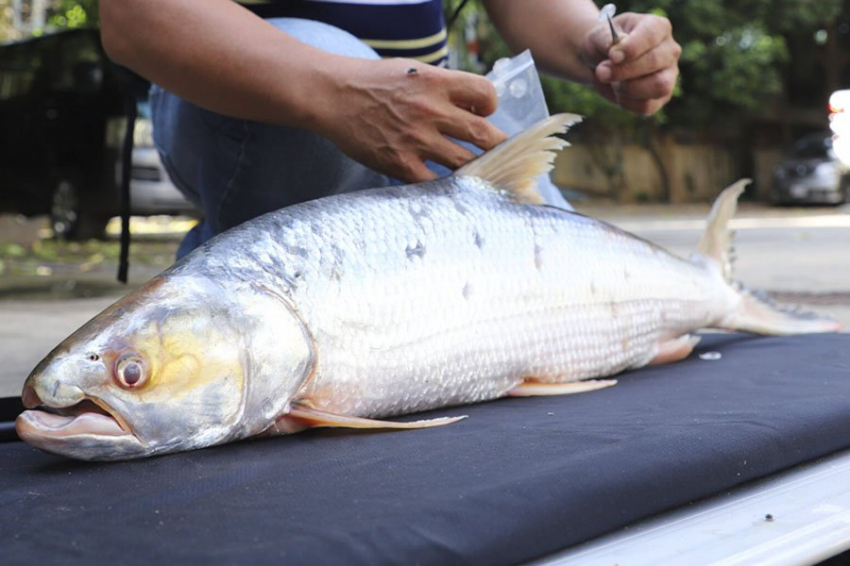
[486,50,572,209]
[486,50,550,136]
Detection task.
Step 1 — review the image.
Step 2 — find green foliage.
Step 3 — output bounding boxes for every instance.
[541,76,645,132]
[635,0,842,129]
[464,0,844,134]
[47,0,98,29]
[675,27,788,127]
[454,1,847,199]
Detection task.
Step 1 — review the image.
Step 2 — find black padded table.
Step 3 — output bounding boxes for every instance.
[2,333,849,565]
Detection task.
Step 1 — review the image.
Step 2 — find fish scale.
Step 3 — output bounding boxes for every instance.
[227,178,734,418]
[15,114,841,460]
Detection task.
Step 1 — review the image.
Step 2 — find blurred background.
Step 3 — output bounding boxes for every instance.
[0,1,848,396]
[447,0,850,204]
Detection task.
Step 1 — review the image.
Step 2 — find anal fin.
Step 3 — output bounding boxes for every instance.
[273,403,466,434]
[508,379,617,397]
[649,335,701,365]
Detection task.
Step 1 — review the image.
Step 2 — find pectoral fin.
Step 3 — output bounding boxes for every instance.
[508,379,617,397]
[273,403,466,434]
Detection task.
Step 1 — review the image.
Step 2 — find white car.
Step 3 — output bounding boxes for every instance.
[770,132,850,205]
[118,105,198,217]
[127,141,196,217]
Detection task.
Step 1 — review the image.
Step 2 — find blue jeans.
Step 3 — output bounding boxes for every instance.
[152,18,389,257]
[152,18,570,258]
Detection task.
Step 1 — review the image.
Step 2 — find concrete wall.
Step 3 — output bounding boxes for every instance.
[553,138,776,203]
[752,147,785,200]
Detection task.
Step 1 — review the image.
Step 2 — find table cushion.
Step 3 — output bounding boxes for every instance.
[2,333,849,565]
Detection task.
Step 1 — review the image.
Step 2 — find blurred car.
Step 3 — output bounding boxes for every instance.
[0,28,196,240]
[770,132,850,205]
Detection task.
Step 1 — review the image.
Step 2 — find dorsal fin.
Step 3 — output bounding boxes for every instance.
[454,113,582,204]
[695,178,750,280]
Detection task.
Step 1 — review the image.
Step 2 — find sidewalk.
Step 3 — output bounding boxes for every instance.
[0,297,118,397]
[0,214,181,396]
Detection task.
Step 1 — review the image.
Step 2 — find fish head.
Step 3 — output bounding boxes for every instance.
[16,275,313,460]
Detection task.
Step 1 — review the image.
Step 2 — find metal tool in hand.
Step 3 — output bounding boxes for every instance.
[599,3,620,45]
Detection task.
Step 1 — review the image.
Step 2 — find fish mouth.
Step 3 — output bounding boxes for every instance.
[18,400,128,438]
[16,386,146,460]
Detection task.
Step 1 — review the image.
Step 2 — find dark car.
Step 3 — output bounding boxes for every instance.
[0,28,195,240]
[770,132,850,205]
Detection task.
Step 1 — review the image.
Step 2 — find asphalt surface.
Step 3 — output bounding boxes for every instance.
[0,295,118,394]
[1,203,848,398]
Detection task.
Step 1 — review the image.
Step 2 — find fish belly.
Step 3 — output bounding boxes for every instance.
[250,181,733,419]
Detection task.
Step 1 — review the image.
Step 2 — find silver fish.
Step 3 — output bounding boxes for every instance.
[16,114,841,460]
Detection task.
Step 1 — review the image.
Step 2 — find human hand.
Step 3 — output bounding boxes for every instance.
[315,58,508,183]
[582,12,681,115]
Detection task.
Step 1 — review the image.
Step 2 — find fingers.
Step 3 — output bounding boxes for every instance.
[423,134,477,171]
[612,66,679,113]
[322,58,508,183]
[590,77,618,107]
[389,119,503,183]
[371,117,493,183]
[440,111,508,152]
[609,13,674,65]
[612,86,672,116]
[582,21,619,67]
[394,155,440,183]
[597,40,680,85]
[388,65,507,179]
[446,70,500,116]
[382,139,473,183]
[384,123,504,183]
[588,12,681,115]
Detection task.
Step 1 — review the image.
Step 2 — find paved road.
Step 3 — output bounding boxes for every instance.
[586,204,850,335]
[1,205,848,398]
[0,297,118,397]
[610,211,850,293]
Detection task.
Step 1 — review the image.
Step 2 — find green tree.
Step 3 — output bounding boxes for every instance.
[461,1,845,199]
[655,0,842,128]
[47,0,98,29]
[0,0,98,39]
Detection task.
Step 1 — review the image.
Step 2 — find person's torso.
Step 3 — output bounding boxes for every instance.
[239,0,448,66]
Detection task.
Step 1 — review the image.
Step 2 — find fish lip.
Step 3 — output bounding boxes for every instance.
[15,410,149,461]
[16,386,144,457]
[21,384,133,435]
[15,405,149,461]
[16,407,128,438]
[21,385,133,434]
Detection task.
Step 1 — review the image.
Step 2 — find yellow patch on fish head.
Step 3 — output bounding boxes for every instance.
[120,311,246,405]
[19,276,251,459]
[93,303,248,442]
[18,274,315,460]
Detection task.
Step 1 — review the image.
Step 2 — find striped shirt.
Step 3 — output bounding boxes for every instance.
[239,0,448,66]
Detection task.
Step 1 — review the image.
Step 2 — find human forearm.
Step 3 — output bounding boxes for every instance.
[483,0,680,115]
[100,0,507,182]
[100,0,342,129]
[482,0,600,83]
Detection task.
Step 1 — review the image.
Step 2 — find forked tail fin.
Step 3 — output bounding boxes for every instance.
[729,288,843,335]
[695,180,843,335]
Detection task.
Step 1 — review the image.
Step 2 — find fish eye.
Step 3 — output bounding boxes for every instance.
[87,353,100,362]
[115,354,148,389]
